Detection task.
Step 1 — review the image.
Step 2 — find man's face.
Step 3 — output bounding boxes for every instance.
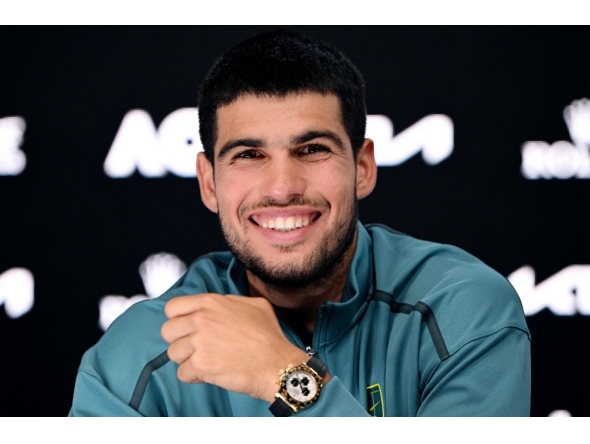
[197,92,373,291]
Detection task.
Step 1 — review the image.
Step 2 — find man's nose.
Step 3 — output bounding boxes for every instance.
[258,154,306,201]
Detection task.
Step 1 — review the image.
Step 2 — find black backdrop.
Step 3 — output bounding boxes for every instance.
[1,26,589,416]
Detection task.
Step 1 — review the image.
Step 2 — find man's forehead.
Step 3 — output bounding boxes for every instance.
[214,92,348,147]
[216,91,343,117]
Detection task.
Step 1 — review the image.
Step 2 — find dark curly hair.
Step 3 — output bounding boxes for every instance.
[198,30,367,163]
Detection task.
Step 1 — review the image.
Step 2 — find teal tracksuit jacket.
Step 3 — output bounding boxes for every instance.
[69,223,531,416]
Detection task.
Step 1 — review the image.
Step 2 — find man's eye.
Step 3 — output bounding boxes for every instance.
[300,144,329,155]
[236,150,260,159]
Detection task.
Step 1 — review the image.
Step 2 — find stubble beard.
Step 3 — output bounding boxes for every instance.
[219,197,359,292]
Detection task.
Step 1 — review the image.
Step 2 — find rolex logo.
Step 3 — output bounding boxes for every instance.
[521,98,590,179]
[98,253,186,331]
[563,98,590,147]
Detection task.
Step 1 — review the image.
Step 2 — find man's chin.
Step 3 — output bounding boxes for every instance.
[239,232,356,292]
[245,261,326,291]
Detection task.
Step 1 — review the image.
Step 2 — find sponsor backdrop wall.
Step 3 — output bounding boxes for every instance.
[1,26,589,416]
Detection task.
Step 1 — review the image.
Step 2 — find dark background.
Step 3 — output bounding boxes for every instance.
[1,26,588,416]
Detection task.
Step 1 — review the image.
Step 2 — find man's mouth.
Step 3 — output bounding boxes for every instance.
[249,212,321,232]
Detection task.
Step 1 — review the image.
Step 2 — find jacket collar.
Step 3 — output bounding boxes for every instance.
[314,222,374,342]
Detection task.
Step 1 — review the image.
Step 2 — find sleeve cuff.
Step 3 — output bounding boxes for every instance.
[295,376,370,417]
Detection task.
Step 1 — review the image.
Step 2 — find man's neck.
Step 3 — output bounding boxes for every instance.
[246,235,357,343]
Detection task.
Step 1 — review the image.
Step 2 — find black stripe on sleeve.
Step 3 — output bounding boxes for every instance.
[371,292,451,362]
[413,302,450,361]
[129,351,170,411]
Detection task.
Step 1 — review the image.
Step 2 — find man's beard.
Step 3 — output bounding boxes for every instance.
[220,197,358,292]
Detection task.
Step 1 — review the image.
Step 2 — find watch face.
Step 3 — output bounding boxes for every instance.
[285,370,318,403]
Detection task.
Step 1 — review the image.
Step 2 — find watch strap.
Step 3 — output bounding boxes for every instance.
[269,395,296,417]
[306,356,328,378]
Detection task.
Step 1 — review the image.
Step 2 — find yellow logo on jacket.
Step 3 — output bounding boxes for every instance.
[367,383,384,417]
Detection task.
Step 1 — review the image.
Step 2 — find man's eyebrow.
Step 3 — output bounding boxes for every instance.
[290,130,345,148]
[217,138,265,160]
[217,131,345,160]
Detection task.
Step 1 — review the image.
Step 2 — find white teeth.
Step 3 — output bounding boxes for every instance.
[256,214,315,231]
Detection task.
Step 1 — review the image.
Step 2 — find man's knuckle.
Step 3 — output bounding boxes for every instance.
[189,311,206,328]
[166,345,178,363]
[160,323,171,342]
[188,333,200,349]
[188,354,202,374]
[201,293,215,304]
[177,366,189,383]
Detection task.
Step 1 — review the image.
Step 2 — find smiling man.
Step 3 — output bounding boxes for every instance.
[70,30,531,417]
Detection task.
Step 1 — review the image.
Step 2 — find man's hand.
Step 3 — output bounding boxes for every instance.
[161,294,310,403]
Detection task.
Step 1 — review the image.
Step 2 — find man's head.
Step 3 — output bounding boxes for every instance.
[196,31,376,294]
[198,30,367,164]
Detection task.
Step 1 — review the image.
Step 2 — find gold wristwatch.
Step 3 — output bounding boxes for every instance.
[269,356,328,417]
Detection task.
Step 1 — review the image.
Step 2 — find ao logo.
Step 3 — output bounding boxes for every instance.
[104,109,200,178]
[0,116,27,176]
[521,98,590,179]
[508,265,590,316]
[103,109,454,178]
[99,252,186,331]
[368,114,453,166]
[0,268,34,318]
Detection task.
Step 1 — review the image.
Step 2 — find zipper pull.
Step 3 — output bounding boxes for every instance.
[306,346,316,357]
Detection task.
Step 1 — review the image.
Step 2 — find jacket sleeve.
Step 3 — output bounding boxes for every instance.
[68,369,144,417]
[417,326,531,416]
[68,297,172,417]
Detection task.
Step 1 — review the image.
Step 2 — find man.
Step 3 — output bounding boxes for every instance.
[69,30,531,416]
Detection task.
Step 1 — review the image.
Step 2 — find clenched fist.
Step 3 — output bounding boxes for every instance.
[161,293,310,403]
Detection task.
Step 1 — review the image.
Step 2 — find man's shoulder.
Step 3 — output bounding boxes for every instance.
[364,223,530,347]
[365,223,479,263]
[365,223,492,279]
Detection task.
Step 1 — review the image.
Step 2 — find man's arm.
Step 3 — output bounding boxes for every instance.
[418,326,531,416]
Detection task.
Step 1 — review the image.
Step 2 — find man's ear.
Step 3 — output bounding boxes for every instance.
[196,152,218,213]
[356,138,377,199]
